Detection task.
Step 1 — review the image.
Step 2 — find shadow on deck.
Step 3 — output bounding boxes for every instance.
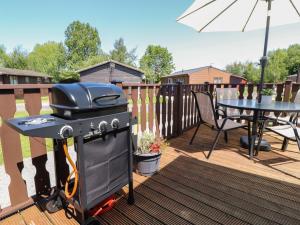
[1,127,300,225]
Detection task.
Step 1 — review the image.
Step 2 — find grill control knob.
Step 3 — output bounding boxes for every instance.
[59,125,73,139]
[111,118,119,129]
[98,121,108,133]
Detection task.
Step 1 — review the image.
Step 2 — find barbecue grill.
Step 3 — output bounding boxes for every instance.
[6,82,136,225]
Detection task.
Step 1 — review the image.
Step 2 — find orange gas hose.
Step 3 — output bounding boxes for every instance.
[63,142,78,199]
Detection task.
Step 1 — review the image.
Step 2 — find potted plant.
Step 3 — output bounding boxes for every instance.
[134,131,168,176]
[260,88,273,104]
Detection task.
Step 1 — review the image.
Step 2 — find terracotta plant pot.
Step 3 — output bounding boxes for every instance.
[134,152,161,176]
[260,95,273,104]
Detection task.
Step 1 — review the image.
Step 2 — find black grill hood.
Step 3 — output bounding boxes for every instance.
[50,82,128,119]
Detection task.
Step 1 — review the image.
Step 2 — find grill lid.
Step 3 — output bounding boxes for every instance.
[50,82,127,114]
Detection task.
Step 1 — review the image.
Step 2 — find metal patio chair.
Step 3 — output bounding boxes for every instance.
[215,87,241,118]
[190,91,247,159]
[215,87,253,120]
[256,91,300,153]
[215,87,252,146]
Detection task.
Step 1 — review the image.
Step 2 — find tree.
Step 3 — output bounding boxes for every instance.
[28,42,66,82]
[109,38,137,66]
[265,49,288,82]
[226,43,300,83]
[226,61,260,83]
[73,52,109,70]
[140,45,175,83]
[244,62,260,83]
[0,45,8,67]
[4,46,28,69]
[58,70,80,82]
[226,62,245,75]
[65,21,101,68]
[286,44,300,75]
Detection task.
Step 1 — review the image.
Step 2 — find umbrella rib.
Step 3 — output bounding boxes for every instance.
[242,0,259,32]
[177,0,217,21]
[198,0,239,32]
[289,0,300,17]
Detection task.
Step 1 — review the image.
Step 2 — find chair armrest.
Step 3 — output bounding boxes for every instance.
[264,113,298,124]
[274,118,295,126]
[218,116,244,130]
[216,108,227,117]
[268,118,300,140]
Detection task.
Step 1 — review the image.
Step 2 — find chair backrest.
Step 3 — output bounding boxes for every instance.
[216,87,238,102]
[215,87,239,116]
[294,90,300,104]
[192,91,217,127]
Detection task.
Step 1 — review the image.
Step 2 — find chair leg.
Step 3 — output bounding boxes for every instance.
[190,123,201,145]
[207,130,222,159]
[281,138,289,151]
[247,120,251,155]
[295,138,300,152]
[224,131,228,143]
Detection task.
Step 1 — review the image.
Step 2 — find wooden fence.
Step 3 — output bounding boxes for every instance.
[0,80,298,217]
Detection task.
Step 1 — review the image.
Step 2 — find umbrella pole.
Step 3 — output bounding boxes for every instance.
[258,0,272,103]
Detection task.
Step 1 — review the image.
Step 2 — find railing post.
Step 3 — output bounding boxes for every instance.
[275,83,284,102]
[174,82,183,137]
[238,84,245,99]
[204,82,209,92]
[283,80,292,102]
[247,83,254,100]
[111,80,123,89]
[296,68,300,83]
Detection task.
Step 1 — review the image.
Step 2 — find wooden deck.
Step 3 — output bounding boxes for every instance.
[1,127,300,225]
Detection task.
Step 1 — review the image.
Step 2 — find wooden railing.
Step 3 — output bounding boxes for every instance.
[0,84,53,216]
[0,80,298,217]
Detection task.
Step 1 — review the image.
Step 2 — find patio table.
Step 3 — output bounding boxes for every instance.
[218,99,300,159]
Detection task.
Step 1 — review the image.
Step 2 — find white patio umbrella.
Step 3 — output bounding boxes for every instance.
[177,0,300,102]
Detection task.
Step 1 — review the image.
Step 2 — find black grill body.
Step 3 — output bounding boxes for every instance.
[6,82,136,224]
[51,82,127,119]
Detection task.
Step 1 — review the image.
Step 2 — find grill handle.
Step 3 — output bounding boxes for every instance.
[92,94,120,105]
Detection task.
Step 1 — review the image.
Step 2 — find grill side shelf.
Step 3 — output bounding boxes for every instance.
[5,112,132,139]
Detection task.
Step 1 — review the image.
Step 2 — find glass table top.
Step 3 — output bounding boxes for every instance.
[218,99,300,112]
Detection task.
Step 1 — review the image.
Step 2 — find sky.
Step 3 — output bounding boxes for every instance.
[1,0,300,72]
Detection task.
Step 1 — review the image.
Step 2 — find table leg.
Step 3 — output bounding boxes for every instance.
[250,111,259,159]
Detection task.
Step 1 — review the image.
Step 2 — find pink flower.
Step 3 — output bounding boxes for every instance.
[150,143,160,153]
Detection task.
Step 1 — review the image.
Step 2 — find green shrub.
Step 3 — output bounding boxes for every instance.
[261,88,273,96]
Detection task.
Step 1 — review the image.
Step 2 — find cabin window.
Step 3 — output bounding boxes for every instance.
[213,77,223,84]
[9,76,18,84]
[25,76,30,83]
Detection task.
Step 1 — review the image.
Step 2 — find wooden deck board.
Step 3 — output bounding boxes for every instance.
[162,153,300,210]
[124,190,192,225]
[98,208,136,225]
[133,178,220,225]
[152,171,300,225]
[113,195,164,225]
[134,175,250,225]
[0,213,25,225]
[2,127,300,225]
[44,207,79,225]
[20,205,52,225]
